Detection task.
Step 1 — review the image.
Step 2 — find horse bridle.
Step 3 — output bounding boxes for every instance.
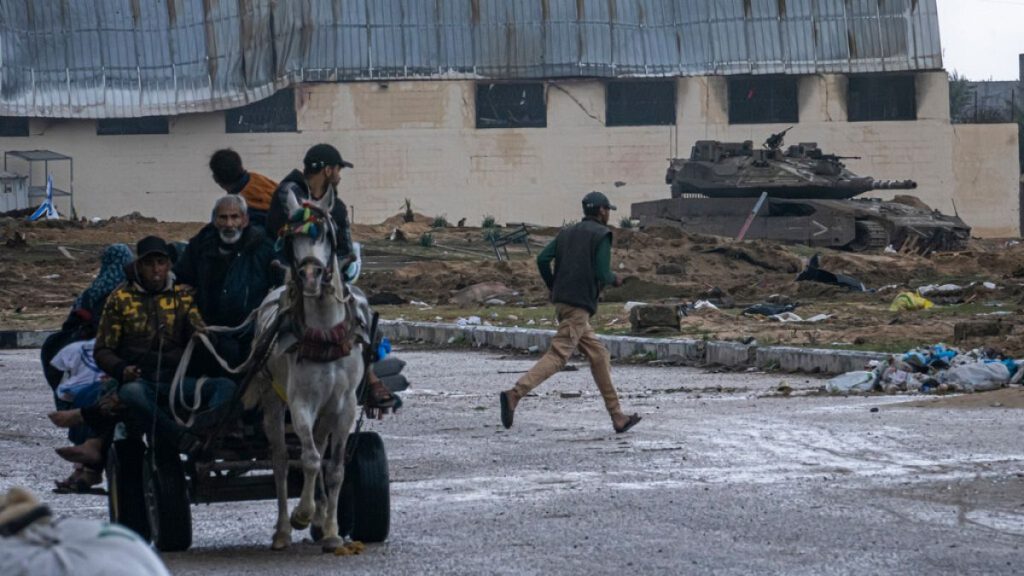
[285,201,343,288]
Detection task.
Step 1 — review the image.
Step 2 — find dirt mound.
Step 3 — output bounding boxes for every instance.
[1,212,1022,355]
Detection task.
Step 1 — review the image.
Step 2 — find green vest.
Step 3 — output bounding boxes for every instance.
[551,218,611,315]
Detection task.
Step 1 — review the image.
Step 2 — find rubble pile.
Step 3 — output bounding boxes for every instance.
[828,344,1023,395]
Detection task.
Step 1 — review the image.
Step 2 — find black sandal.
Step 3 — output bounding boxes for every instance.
[614,413,642,434]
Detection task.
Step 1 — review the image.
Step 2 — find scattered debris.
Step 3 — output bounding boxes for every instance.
[826,371,877,393]
[770,312,831,323]
[449,281,518,307]
[953,319,1013,341]
[388,228,407,242]
[57,246,76,260]
[796,253,867,292]
[699,286,735,308]
[889,292,934,312]
[830,344,1022,395]
[629,304,680,333]
[368,292,407,306]
[4,230,27,247]
[744,302,797,316]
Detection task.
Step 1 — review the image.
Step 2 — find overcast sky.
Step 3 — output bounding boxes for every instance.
[937,0,1024,80]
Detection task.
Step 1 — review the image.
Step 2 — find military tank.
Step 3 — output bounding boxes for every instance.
[631,129,971,253]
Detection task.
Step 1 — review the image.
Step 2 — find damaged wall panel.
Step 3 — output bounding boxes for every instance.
[0,0,943,119]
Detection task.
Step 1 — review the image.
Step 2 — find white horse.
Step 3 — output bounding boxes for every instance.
[244,190,366,552]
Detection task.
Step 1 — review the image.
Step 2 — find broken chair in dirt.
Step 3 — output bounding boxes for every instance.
[489,224,532,262]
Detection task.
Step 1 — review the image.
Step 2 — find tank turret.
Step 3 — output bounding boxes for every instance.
[667,130,919,200]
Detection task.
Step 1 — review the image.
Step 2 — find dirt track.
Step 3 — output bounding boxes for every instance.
[2,212,1023,355]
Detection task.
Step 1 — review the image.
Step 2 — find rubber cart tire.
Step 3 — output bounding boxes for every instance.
[106,438,150,540]
[143,448,192,552]
[339,431,390,543]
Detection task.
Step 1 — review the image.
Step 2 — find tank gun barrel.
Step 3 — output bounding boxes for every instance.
[870,179,917,190]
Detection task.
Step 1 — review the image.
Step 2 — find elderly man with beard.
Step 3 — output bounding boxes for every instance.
[175,195,280,368]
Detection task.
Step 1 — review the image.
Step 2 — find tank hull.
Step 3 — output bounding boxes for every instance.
[631,196,971,253]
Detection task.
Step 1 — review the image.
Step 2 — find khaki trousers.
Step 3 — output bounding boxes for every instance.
[513,303,623,419]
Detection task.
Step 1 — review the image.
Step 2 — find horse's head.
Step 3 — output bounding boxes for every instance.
[281,191,339,299]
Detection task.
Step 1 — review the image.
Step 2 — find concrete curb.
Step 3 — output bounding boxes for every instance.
[379,320,888,375]
[0,323,889,375]
[0,330,54,350]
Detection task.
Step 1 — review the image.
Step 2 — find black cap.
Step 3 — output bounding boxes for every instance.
[303,144,354,171]
[136,236,172,260]
[582,191,616,211]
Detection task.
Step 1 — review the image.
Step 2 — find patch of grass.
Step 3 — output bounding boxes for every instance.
[418,232,434,247]
[431,215,449,228]
[481,214,496,228]
[619,217,634,229]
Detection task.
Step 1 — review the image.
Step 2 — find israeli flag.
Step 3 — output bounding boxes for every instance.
[28,174,60,221]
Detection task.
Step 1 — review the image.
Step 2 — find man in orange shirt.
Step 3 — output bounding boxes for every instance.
[209,149,277,229]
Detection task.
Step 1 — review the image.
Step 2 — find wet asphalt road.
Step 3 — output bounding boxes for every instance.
[2,347,1023,575]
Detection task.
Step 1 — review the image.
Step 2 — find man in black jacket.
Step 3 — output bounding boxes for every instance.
[266,143,354,260]
[500,192,641,434]
[175,195,279,368]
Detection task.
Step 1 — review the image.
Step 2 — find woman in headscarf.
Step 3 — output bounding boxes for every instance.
[73,244,135,330]
[40,244,133,493]
[41,244,133,394]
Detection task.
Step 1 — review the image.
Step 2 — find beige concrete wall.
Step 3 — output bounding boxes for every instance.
[952,124,1021,237]
[0,72,1018,237]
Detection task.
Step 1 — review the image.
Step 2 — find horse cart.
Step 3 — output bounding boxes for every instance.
[104,334,407,552]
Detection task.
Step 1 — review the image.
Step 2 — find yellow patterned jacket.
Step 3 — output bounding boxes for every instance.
[94,271,204,383]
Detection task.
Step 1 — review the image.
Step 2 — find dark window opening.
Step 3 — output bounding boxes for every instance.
[225,88,298,133]
[606,80,676,126]
[0,117,29,137]
[847,75,916,122]
[728,76,799,125]
[97,116,169,136]
[475,83,546,129]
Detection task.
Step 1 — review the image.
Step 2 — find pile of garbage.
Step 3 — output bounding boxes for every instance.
[827,344,1022,395]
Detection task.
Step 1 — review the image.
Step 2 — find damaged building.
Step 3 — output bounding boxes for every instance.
[0,0,1019,237]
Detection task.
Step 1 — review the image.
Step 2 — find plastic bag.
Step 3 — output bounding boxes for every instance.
[0,519,170,576]
[889,292,934,312]
[938,362,1011,392]
[344,241,363,283]
[826,371,878,393]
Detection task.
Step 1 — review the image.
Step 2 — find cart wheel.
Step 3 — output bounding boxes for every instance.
[106,438,150,540]
[339,431,390,542]
[143,448,192,552]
